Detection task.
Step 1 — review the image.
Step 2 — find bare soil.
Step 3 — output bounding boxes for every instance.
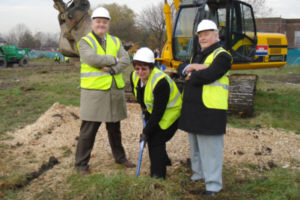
[1,103,299,199]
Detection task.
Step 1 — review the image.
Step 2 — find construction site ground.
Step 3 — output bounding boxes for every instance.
[0,63,299,199]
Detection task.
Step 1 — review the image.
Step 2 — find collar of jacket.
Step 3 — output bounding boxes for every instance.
[200,42,221,57]
[92,31,106,45]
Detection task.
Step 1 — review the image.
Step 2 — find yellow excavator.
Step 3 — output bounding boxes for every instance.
[53,0,288,116]
[160,0,287,116]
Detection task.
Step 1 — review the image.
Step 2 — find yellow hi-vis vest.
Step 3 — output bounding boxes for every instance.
[131,68,182,130]
[80,32,125,90]
[200,47,231,110]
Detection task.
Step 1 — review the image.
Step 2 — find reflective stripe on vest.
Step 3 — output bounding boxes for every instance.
[80,32,125,90]
[202,47,231,110]
[131,68,182,130]
[132,72,139,97]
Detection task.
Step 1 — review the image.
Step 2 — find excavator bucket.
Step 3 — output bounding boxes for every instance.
[53,0,91,57]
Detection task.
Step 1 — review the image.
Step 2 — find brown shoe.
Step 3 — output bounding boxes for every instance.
[122,160,136,168]
[79,169,90,175]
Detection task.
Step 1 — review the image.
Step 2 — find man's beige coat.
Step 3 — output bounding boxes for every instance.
[78,36,130,122]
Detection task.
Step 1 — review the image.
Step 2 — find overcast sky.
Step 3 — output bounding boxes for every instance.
[0,0,299,35]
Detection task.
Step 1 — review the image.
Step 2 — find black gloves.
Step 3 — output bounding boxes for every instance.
[139,133,148,142]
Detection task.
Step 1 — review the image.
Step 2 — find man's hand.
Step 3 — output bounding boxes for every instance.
[100,67,110,72]
[184,64,208,80]
[185,72,191,80]
[185,64,208,73]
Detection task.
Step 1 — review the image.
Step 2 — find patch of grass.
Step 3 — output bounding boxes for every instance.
[232,65,300,76]
[238,168,300,200]
[228,66,300,134]
[29,56,53,63]
[0,65,80,136]
[0,191,19,200]
[66,172,184,200]
[61,164,299,200]
[256,87,300,130]
[60,146,72,157]
[32,187,62,200]
[228,79,300,134]
[0,172,28,190]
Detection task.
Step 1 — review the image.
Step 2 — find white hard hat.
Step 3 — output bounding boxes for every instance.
[197,19,218,33]
[133,47,155,63]
[91,7,111,20]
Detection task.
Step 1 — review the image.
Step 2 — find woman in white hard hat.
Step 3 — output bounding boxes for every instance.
[130,47,182,179]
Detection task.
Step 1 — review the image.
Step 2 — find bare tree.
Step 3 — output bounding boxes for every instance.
[34,32,57,49]
[0,33,4,43]
[96,3,139,43]
[43,33,59,50]
[35,32,47,46]
[14,24,29,37]
[137,2,166,50]
[18,31,35,48]
[244,0,273,17]
[4,31,18,45]
[0,23,60,50]
[3,24,30,45]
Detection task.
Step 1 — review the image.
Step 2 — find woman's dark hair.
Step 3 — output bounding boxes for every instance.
[133,60,154,69]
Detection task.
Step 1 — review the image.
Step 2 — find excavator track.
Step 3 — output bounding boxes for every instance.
[228,74,258,117]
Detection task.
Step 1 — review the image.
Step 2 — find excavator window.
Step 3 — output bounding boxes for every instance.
[229,1,257,63]
[173,6,198,61]
[172,0,257,64]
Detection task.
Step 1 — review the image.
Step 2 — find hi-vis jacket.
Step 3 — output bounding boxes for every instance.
[131,67,182,130]
[200,47,231,110]
[78,32,130,122]
[80,32,125,90]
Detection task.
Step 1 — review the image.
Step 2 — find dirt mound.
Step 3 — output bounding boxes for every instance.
[2,103,299,199]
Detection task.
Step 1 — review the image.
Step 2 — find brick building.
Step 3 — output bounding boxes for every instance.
[256,18,300,49]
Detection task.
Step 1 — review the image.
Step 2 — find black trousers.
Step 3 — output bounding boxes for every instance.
[147,120,178,179]
[75,120,127,170]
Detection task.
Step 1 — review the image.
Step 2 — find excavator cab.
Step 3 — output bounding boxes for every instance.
[172,0,257,64]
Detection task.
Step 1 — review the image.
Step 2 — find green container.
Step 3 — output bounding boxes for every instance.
[0,45,31,67]
[1,45,31,62]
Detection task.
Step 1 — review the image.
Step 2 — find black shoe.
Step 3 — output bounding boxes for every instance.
[188,189,203,195]
[121,160,136,168]
[203,191,217,197]
[165,158,172,166]
[79,169,90,175]
[76,168,90,175]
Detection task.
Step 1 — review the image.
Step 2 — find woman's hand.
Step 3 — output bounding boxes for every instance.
[140,133,148,142]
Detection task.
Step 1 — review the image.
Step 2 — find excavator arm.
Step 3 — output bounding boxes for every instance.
[157,0,183,72]
[53,0,91,57]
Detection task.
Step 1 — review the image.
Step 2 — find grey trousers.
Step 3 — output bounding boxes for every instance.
[189,133,224,192]
[75,121,127,170]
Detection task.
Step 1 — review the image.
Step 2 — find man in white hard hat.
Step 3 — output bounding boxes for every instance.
[178,19,232,196]
[75,7,135,175]
[130,47,181,179]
